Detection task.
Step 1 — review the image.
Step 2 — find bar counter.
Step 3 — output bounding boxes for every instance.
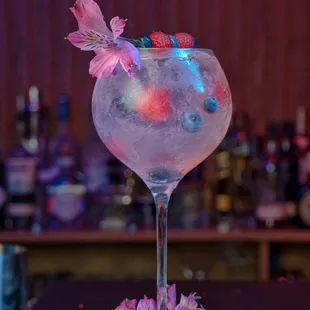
[34,279,310,310]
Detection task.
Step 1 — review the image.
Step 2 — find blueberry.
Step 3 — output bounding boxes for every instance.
[182,112,202,133]
[168,35,179,48]
[112,97,129,115]
[147,168,182,184]
[137,35,153,48]
[203,97,219,113]
[193,37,198,48]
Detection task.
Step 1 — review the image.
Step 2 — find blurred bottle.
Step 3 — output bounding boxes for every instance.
[5,95,38,229]
[295,107,310,227]
[27,87,51,234]
[45,157,86,229]
[215,135,233,232]
[99,192,129,231]
[200,185,212,228]
[231,113,253,228]
[0,151,7,229]
[180,189,201,229]
[82,104,111,228]
[247,135,265,228]
[255,122,286,228]
[48,93,80,169]
[277,121,298,226]
[44,94,86,229]
[294,107,310,185]
[132,195,155,230]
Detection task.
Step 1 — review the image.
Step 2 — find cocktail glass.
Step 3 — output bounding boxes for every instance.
[92,48,232,310]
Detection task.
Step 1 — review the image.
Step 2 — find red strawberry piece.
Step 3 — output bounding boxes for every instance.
[136,87,170,121]
[208,73,230,104]
[214,79,230,104]
[174,32,195,48]
[149,31,173,48]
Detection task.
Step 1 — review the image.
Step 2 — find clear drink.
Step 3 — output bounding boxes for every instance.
[93,49,232,191]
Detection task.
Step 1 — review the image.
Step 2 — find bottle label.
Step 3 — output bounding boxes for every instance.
[38,165,60,183]
[57,156,74,167]
[84,161,109,192]
[216,194,231,212]
[256,203,286,222]
[47,184,86,221]
[7,203,35,217]
[6,158,36,194]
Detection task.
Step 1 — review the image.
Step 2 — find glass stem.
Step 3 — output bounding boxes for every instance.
[154,192,169,310]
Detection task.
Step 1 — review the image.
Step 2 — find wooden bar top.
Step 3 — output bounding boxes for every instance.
[34,279,310,310]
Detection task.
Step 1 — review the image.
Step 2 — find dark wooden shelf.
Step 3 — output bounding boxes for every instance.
[0,229,309,245]
[3,229,308,281]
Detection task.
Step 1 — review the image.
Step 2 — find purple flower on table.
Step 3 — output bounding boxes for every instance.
[115,298,137,310]
[113,284,205,310]
[176,293,204,310]
[67,0,140,79]
[137,296,156,310]
[167,284,177,310]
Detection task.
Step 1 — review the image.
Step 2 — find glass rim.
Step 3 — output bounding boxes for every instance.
[138,48,215,59]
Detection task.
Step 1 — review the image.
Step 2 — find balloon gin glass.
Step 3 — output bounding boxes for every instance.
[67,1,232,309]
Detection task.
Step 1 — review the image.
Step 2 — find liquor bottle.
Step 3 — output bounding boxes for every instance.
[45,157,86,229]
[277,122,298,226]
[295,107,310,227]
[5,95,38,229]
[255,122,286,228]
[294,107,310,185]
[22,86,40,156]
[0,153,7,229]
[82,104,111,228]
[48,93,80,168]
[247,135,265,228]
[44,93,86,229]
[215,135,233,233]
[27,87,51,234]
[231,113,253,228]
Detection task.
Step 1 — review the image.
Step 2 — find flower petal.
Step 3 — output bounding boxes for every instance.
[67,30,116,51]
[115,298,137,310]
[177,294,198,309]
[89,48,120,79]
[137,296,156,310]
[110,16,127,39]
[119,41,141,76]
[70,0,112,36]
[167,284,176,310]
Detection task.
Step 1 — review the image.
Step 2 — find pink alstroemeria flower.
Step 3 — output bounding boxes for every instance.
[176,293,204,310]
[67,0,140,79]
[114,285,205,310]
[115,298,137,310]
[137,296,156,310]
[167,284,176,310]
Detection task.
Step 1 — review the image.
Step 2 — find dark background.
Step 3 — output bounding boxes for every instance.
[1,0,310,154]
